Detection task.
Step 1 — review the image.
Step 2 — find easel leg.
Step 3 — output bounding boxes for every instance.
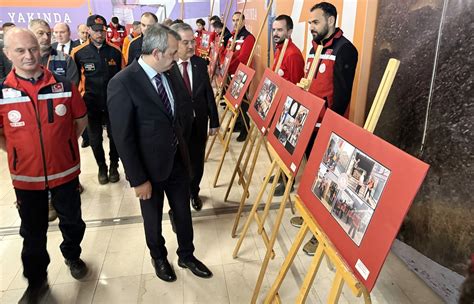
[231,133,264,237]
[205,106,229,161]
[264,222,309,304]
[327,272,344,304]
[213,110,239,187]
[295,243,325,304]
[224,124,255,201]
[258,168,283,234]
[251,177,294,303]
[233,160,277,258]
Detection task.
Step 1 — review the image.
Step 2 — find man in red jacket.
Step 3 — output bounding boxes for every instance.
[0,28,88,303]
[106,16,127,49]
[271,15,305,85]
[224,12,256,141]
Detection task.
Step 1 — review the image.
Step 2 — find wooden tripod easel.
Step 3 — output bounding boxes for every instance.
[205,0,274,187]
[231,46,325,304]
[226,39,290,237]
[264,58,401,304]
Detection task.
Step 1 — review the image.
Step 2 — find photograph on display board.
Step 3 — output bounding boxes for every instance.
[254,77,279,120]
[200,31,210,50]
[248,68,284,135]
[297,110,430,291]
[311,133,391,246]
[229,70,248,99]
[267,81,324,174]
[208,47,219,76]
[273,96,309,155]
[216,51,233,87]
[224,63,255,110]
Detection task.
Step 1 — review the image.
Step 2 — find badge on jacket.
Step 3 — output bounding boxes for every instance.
[52,83,64,93]
[84,63,95,71]
[108,59,117,66]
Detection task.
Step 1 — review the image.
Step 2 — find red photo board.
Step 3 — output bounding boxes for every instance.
[248,68,285,135]
[216,51,233,87]
[297,110,430,291]
[197,30,212,55]
[224,63,255,111]
[267,82,324,174]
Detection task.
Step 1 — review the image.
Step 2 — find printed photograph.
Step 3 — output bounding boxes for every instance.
[254,77,278,120]
[230,70,248,100]
[201,32,210,49]
[273,96,309,155]
[312,132,391,245]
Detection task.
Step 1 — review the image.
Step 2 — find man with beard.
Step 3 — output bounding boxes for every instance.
[290,2,358,255]
[71,15,124,185]
[124,12,158,65]
[224,12,255,142]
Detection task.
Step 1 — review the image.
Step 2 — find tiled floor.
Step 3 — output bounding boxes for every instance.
[0,132,443,303]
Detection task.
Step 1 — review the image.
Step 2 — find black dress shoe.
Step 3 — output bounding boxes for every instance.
[151,258,177,282]
[178,257,213,278]
[65,258,88,280]
[236,131,248,142]
[81,140,89,148]
[274,182,295,197]
[18,280,49,304]
[191,196,203,211]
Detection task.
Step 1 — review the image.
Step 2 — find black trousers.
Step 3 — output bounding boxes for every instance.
[87,110,119,167]
[237,98,250,135]
[15,177,85,286]
[189,120,207,198]
[140,155,194,261]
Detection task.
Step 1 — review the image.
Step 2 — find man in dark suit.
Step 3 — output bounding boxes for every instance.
[107,24,212,282]
[169,23,219,211]
[52,23,80,55]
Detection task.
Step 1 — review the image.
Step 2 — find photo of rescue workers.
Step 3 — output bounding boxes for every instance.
[254,77,279,121]
[229,69,248,99]
[311,133,391,246]
[273,96,309,155]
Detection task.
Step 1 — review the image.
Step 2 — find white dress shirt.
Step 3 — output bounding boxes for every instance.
[138,57,175,115]
[57,40,72,54]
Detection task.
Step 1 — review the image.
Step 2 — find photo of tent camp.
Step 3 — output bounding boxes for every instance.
[230,70,248,99]
[254,77,279,120]
[273,96,309,155]
[311,133,391,246]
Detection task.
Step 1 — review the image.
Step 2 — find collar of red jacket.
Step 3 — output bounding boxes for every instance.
[4,66,56,90]
[311,28,343,50]
[276,38,293,50]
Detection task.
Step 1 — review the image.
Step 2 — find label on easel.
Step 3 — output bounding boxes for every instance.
[261,126,266,133]
[355,259,370,280]
[290,162,296,172]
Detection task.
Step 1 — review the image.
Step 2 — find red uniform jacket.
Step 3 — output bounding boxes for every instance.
[272,38,305,84]
[305,28,358,121]
[225,26,255,75]
[106,22,127,49]
[0,68,87,190]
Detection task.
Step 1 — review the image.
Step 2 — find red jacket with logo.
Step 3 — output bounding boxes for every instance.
[305,28,358,121]
[224,26,255,75]
[272,39,305,85]
[0,68,87,190]
[106,22,127,49]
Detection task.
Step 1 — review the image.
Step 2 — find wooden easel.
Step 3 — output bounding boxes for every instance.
[231,46,325,304]
[226,39,290,237]
[264,58,401,304]
[205,0,274,187]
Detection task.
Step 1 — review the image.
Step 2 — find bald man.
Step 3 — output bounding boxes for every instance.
[1,28,88,303]
[52,22,80,54]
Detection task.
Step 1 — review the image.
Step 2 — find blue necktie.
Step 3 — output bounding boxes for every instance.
[153,73,174,117]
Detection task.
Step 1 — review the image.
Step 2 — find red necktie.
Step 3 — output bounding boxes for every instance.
[181,61,192,96]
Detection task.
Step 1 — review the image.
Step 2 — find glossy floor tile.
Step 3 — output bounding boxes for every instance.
[0,136,443,303]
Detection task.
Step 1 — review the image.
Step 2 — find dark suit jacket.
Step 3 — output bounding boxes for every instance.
[107,59,190,187]
[168,55,219,142]
[52,40,80,55]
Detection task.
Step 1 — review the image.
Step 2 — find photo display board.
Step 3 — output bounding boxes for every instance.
[216,51,233,87]
[197,30,211,55]
[297,110,430,291]
[267,81,324,174]
[224,63,256,111]
[248,68,285,135]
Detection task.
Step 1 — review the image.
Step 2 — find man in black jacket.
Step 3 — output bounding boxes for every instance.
[71,14,124,185]
[169,23,219,211]
[124,12,157,65]
[107,24,212,282]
